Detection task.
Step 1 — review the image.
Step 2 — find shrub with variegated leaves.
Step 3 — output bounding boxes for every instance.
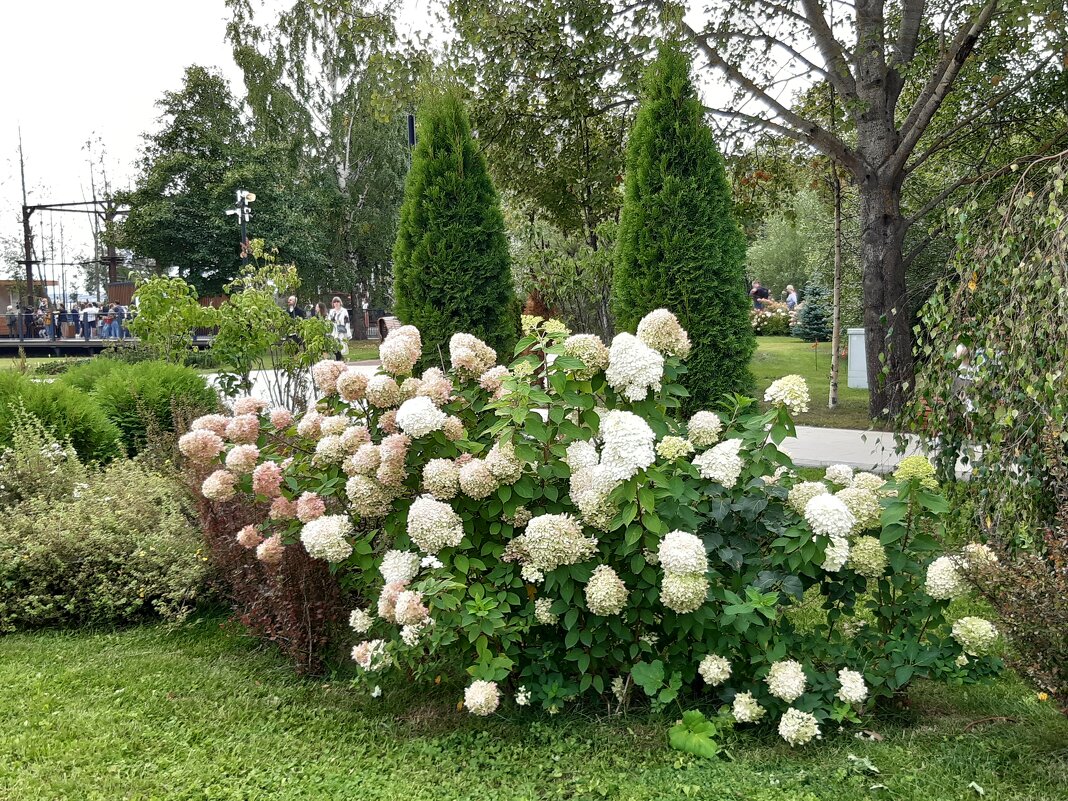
[189,311,1002,744]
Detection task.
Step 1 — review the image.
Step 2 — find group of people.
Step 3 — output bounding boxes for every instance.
[4,301,133,340]
[286,295,352,359]
[750,281,799,311]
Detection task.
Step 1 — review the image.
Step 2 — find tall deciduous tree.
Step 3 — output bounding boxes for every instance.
[613,46,753,410]
[393,92,519,363]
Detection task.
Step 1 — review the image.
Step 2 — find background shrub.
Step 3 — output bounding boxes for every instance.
[0,457,208,632]
[0,407,89,509]
[58,358,124,393]
[92,362,219,455]
[791,284,832,342]
[750,301,792,336]
[32,358,89,376]
[0,372,121,463]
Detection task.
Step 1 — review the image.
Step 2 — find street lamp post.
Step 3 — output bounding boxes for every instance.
[225,189,256,264]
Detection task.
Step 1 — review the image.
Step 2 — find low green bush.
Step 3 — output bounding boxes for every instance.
[32,358,90,376]
[0,454,208,632]
[92,361,219,455]
[0,407,89,509]
[0,372,121,463]
[57,357,124,393]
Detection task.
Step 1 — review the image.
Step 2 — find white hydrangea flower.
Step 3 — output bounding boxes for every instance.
[585,565,628,616]
[764,375,811,416]
[836,486,882,532]
[379,549,421,585]
[850,471,887,493]
[300,515,354,562]
[925,555,968,600]
[507,513,598,572]
[732,691,766,723]
[395,396,447,438]
[836,668,868,704]
[824,463,854,486]
[698,655,731,686]
[565,440,600,471]
[788,481,829,514]
[766,659,807,702]
[422,458,460,500]
[365,374,402,408]
[515,686,532,707]
[464,680,501,716]
[660,572,708,614]
[351,639,391,671]
[961,543,999,569]
[778,707,820,746]
[400,618,434,647]
[450,333,497,379]
[407,495,464,554]
[485,440,524,484]
[955,654,970,667]
[420,555,443,570]
[319,415,349,437]
[952,617,999,656]
[599,410,656,481]
[562,334,610,380]
[657,530,708,575]
[313,434,347,465]
[605,332,664,401]
[848,536,888,578]
[570,465,621,531]
[458,458,498,499]
[349,608,374,634]
[345,474,392,518]
[692,438,745,488]
[656,436,694,461]
[521,564,545,584]
[635,309,691,358]
[804,494,855,539]
[379,325,422,376]
[821,534,851,572]
[687,411,723,448]
[534,597,558,624]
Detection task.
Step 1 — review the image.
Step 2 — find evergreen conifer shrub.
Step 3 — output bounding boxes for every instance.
[613,45,754,410]
[393,91,518,366]
[792,285,833,342]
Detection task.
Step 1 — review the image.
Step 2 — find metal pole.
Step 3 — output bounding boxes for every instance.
[239,194,248,265]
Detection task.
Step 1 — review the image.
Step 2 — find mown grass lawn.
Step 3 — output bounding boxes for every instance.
[1,617,1064,801]
[751,337,875,430]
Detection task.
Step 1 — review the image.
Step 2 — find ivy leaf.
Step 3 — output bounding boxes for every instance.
[668,710,720,759]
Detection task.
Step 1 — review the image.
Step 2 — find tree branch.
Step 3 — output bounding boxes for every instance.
[799,0,858,100]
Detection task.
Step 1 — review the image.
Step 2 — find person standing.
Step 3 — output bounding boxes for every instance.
[327,296,351,360]
[749,280,770,310]
[83,301,99,340]
[286,296,306,319]
[785,285,799,311]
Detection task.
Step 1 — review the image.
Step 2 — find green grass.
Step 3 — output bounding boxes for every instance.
[1,618,1065,801]
[752,337,875,430]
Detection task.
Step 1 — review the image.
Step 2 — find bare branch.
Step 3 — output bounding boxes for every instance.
[799,0,858,100]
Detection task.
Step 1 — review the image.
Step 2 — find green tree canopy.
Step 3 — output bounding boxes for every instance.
[613,45,753,410]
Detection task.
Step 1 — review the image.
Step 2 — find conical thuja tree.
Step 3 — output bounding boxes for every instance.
[393,91,518,365]
[613,45,754,410]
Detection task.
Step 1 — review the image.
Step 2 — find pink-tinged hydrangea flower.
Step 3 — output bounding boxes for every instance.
[422,458,460,500]
[296,411,323,440]
[458,458,498,500]
[225,444,260,474]
[394,590,429,626]
[256,534,284,565]
[692,438,745,488]
[377,409,399,434]
[311,359,346,396]
[485,440,524,484]
[416,367,453,406]
[270,408,294,430]
[377,580,408,622]
[178,429,224,464]
[252,461,283,498]
[296,491,326,523]
[463,680,500,716]
[236,525,263,549]
[351,639,391,671]
[562,334,609,380]
[605,332,663,401]
[366,375,401,408]
[584,565,628,616]
[778,708,820,746]
[225,414,260,444]
[698,655,731,686]
[191,414,229,437]
[764,375,810,416]
[320,414,349,437]
[395,396,448,438]
[340,426,371,453]
[347,443,382,477]
[337,369,370,402]
[379,326,422,376]
[407,495,464,554]
[766,659,807,702]
[449,333,497,378]
[201,470,237,501]
[505,513,597,572]
[269,496,298,521]
[442,416,465,441]
[233,396,268,416]
[599,410,655,481]
[479,365,511,395]
[300,514,353,562]
[687,411,723,448]
[636,309,691,358]
[399,377,423,401]
[376,434,410,488]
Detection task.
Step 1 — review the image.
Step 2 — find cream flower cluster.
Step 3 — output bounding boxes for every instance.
[379,326,422,376]
[337,369,369,402]
[766,659,807,702]
[422,458,460,500]
[658,531,708,575]
[352,639,390,671]
[464,680,501,716]
[788,481,828,515]
[296,411,323,440]
[407,495,464,554]
[349,608,374,633]
[233,396,267,416]
[236,525,262,549]
[836,668,868,704]
[763,374,810,416]
[300,515,353,562]
[179,429,224,464]
[778,708,820,746]
[850,471,887,493]
[313,435,347,465]
[394,590,429,626]
[395,396,447,438]
[485,440,524,484]
[824,463,854,485]
[226,414,259,444]
[506,513,598,572]
[698,655,731,686]
[848,536,888,578]
[478,366,510,396]
[605,332,664,401]
[893,455,938,488]
[952,617,998,656]
[191,413,229,436]
[732,691,766,723]
[252,461,283,497]
[380,549,421,585]
[821,535,851,572]
[459,458,498,499]
[320,415,349,436]
[692,438,745,489]
[686,411,723,448]
[836,486,881,532]
[599,410,655,481]
[660,572,708,614]
[366,375,401,408]
[201,469,237,501]
[804,494,855,539]
[562,334,610,380]
[296,491,326,523]
[636,309,691,358]
[565,440,600,471]
[924,555,968,599]
[534,597,558,624]
[585,565,628,616]
[570,465,620,531]
[311,359,346,396]
[656,436,694,461]
[450,333,497,378]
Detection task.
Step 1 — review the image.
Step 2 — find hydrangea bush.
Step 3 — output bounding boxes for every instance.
[188,312,1002,745]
